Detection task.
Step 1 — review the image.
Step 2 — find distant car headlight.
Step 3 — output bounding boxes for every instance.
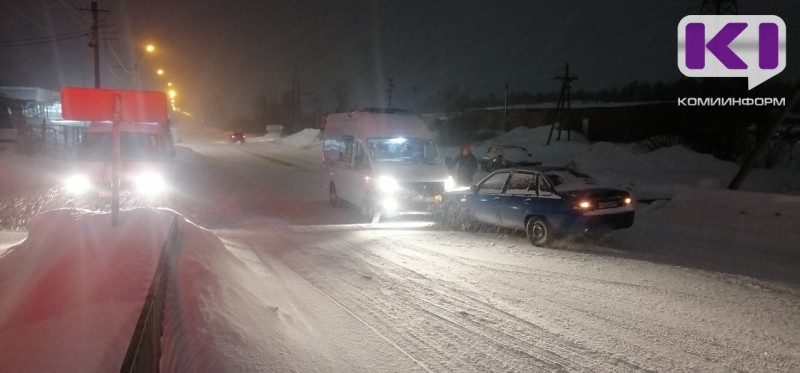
[377,176,400,193]
[64,174,91,194]
[134,172,167,195]
[444,176,456,191]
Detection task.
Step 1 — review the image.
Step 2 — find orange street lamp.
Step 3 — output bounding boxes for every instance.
[134,43,156,89]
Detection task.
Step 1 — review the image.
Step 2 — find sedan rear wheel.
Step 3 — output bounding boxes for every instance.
[526,217,550,247]
[329,182,341,208]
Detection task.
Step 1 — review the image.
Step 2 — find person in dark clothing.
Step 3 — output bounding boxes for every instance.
[453,144,478,186]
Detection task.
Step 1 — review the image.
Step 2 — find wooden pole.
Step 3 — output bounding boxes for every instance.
[728,87,799,190]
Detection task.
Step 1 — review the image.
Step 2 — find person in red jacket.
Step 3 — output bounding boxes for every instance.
[453,144,478,186]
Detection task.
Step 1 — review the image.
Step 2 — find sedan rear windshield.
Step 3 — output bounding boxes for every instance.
[543,169,597,187]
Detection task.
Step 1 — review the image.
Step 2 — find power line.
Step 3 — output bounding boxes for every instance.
[0,32,87,48]
[103,39,126,83]
[0,30,87,44]
[62,0,93,23]
[2,0,51,32]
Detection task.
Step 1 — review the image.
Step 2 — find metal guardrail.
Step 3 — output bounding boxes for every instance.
[121,215,180,373]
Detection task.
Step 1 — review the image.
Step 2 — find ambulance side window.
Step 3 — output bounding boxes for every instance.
[354,142,368,170]
[324,136,355,165]
[340,136,354,164]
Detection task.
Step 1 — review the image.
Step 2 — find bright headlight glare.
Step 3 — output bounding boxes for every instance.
[624,197,632,205]
[65,174,91,194]
[135,172,167,194]
[578,200,591,209]
[382,198,399,211]
[377,176,400,193]
[444,176,456,190]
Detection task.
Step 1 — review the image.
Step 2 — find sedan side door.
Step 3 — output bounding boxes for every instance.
[469,171,510,226]
[498,172,536,229]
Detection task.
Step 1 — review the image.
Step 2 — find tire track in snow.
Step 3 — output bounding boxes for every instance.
[225,237,433,373]
[371,233,800,372]
[247,230,640,372]
[344,237,646,372]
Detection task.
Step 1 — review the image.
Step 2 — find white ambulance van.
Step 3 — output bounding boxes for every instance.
[64,121,175,197]
[322,109,455,222]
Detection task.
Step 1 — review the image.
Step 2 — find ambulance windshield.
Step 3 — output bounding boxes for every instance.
[368,137,439,164]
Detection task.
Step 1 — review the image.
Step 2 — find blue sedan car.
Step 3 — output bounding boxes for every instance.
[441,167,634,246]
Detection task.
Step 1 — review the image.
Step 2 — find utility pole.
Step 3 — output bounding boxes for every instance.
[700,0,738,15]
[288,65,313,132]
[729,88,799,190]
[547,63,577,145]
[386,78,395,108]
[81,1,109,88]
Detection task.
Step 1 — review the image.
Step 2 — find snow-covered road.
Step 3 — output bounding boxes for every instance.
[218,225,799,372]
[183,140,799,372]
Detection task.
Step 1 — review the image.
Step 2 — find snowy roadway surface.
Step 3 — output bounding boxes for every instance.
[0,135,798,372]
[183,141,799,372]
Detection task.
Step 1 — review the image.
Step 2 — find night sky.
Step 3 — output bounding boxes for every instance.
[1,0,798,121]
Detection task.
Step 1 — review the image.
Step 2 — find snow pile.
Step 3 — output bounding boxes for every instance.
[0,208,172,371]
[572,143,790,200]
[280,128,321,148]
[441,125,591,169]
[246,133,282,143]
[162,220,346,371]
[491,125,590,146]
[438,125,794,196]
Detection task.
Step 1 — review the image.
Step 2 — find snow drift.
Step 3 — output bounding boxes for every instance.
[0,207,373,372]
[280,128,321,148]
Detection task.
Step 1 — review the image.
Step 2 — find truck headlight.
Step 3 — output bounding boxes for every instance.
[64,174,91,194]
[444,176,456,191]
[377,176,400,193]
[134,172,167,195]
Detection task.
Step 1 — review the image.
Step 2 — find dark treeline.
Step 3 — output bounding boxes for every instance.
[417,78,798,166]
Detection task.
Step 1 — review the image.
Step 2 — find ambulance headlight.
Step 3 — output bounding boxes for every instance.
[382,198,399,212]
[444,176,456,191]
[134,172,167,195]
[64,174,91,194]
[377,176,400,193]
